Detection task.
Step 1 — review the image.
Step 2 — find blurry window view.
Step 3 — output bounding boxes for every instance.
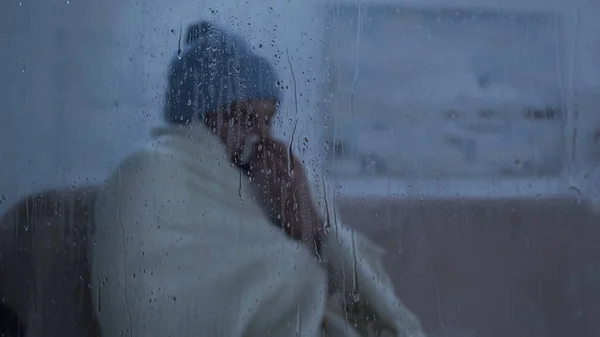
[325,6,566,179]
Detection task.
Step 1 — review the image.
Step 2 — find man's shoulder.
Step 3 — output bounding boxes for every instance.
[121,144,180,172]
[104,145,184,185]
[96,145,190,208]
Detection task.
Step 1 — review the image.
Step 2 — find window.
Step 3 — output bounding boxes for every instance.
[324,5,567,180]
[1,1,600,337]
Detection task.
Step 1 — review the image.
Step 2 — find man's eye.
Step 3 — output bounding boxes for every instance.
[246,114,257,126]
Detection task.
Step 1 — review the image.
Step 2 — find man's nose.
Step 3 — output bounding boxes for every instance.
[251,123,270,138]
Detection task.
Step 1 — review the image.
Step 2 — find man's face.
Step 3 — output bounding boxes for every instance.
[207,99,277,164]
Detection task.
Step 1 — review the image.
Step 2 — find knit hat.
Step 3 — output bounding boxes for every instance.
[164,21,281,124]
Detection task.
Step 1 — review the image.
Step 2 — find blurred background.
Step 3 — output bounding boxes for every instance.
[1,0,600,336]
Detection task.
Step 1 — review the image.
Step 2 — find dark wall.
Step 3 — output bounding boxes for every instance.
[0,187,98,337]
[338,197,600,337]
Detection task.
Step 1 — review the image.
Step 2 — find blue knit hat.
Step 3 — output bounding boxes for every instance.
[164,21,282,124]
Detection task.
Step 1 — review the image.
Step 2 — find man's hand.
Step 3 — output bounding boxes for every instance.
[243,137,323,255]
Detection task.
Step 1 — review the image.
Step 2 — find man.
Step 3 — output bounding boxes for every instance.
[90,21,426,336]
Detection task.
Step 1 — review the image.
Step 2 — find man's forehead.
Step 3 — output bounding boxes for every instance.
[234,99,276,112]
[251,99,276,110]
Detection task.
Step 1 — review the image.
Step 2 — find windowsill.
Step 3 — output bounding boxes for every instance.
[328,176,579,199]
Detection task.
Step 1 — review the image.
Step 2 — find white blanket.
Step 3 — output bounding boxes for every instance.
[90,123,426,337]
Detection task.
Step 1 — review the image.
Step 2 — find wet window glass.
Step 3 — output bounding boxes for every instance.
[1,1,599,337]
